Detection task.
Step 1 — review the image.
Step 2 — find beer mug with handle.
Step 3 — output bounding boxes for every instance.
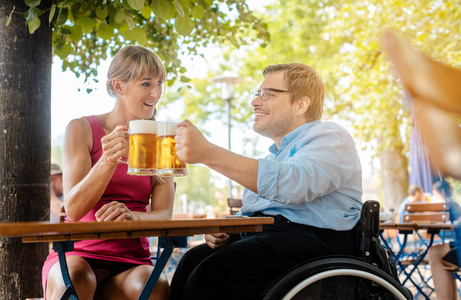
[156,121,188,177]
[126,120,157,175]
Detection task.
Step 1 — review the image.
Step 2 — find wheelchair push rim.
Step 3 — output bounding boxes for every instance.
[264,257,412,300]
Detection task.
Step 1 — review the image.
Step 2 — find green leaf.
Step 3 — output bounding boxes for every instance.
[141,5,151,19]
[6,8,14,26]
[25,7,40,24]
[49,5,56,23]
[28,17,41,34]
[95,6,108,20]
[175,17,194,36]
[118,23,130,32]
[76,15,96,33]
[98,23,114,40]
[127,0,145,11]
[114,9,125,23]
[25,0,41,7]
[151,0,170,19]
[124,11,136,29]
[123,27,147,45]
[191,5,205,20]
[54,42,73,60]
[71,3,80,21]
[69,24,83,40]
[172,0,185,17]
[180,76,191,83]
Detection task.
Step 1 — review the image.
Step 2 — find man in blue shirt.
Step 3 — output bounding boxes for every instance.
[171,63,363,300]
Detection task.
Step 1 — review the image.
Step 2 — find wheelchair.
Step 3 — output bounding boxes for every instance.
[262,200,413,300]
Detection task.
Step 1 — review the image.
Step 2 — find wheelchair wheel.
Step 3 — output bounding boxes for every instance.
[263,257,412,300]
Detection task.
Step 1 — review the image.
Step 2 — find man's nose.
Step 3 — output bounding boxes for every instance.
[251,96,262,107]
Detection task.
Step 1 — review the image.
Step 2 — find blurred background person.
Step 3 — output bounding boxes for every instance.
[397,185,424,223]
[432,180,454,203]
[50,163,64,223]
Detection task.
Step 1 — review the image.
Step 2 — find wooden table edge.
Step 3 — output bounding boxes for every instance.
[0,217,274,242]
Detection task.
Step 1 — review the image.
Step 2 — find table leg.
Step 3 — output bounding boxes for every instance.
[138,236,188,300]
[400,232,436,299]
[53,241,79,300]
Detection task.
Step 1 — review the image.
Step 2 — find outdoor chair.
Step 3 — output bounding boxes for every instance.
[227,197,243,215]
[402,202,451,223]
[397,202,454,298]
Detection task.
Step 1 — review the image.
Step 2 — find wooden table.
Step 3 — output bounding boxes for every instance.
[379,222,456,232]
[380,222,458,299]
[0,217,274,300]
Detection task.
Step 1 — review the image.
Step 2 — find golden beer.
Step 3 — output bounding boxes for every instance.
[156,121,188,177]
[127,120,157,176]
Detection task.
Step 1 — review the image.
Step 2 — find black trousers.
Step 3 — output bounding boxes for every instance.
[170,214,358,300]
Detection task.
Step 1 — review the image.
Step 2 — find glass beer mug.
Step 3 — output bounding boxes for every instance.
[156,121,188,177]
[126,120,157,175]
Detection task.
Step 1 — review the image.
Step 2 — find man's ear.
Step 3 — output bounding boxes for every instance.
[295,96,311,116]
[113,80,125,95]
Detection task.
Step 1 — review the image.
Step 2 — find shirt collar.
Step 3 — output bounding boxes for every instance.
[269,120,321,154]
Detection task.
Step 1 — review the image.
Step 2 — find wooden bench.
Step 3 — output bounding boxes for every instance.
[403,202,451,223]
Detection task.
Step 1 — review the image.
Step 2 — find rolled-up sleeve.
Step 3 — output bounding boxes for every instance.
[256,123,361,205]
[257,159,280,200]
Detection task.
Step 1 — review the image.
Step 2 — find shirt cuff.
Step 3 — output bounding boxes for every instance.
[257,158,280,200]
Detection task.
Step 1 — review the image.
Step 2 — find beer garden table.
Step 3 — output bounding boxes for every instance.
[379,222,458,299]
[0,217,274,300]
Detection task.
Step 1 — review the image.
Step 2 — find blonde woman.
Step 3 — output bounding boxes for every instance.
[42,46,174,300]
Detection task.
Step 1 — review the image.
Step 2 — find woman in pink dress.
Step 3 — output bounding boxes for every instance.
[42,45,174,300]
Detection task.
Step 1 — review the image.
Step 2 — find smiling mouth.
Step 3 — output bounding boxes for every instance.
[144,102,155,107]
[254,112,268,120]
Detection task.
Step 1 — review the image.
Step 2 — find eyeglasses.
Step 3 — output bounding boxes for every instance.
[251,88,291,101]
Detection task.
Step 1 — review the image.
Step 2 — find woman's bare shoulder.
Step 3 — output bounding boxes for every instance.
[65,117,93,149]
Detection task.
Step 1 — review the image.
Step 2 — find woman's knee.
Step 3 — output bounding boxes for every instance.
[101,265,169,300]
[148,274,170,300]
[124,269,170,300]
[429,243,450,263]
[46,257,96,300]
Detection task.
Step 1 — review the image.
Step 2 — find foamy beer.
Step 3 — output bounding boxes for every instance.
[127,120,157,175]
[156,121,188,177]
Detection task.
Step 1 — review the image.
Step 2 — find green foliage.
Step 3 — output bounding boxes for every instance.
[165,0,461,202]
[174,164,223,209]
[223,0,461,159]
[10,0,269,87]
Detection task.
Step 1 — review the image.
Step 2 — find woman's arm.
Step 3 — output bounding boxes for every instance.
[143,176,175,220]
[63,118,127,221]
[95,176,175,222]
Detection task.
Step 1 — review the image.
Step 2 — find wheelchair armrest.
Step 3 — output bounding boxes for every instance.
[359,200,380,263]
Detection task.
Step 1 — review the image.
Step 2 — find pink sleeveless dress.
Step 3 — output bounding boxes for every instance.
[42,115,154,294]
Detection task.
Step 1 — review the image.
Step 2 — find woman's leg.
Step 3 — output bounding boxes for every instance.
[45,256,97,300]
[428,243,457,300]
[97,264,169,300]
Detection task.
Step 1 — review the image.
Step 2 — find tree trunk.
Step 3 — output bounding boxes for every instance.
[0,0,52,298]
[378,138,409,212]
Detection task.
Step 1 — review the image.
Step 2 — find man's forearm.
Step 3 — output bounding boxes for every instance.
[203,144,259,193]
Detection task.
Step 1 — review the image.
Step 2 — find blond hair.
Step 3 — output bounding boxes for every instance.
[106,45,166,97]
[263,63,325,121]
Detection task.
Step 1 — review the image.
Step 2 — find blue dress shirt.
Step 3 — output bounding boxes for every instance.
[239,120,363,231]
